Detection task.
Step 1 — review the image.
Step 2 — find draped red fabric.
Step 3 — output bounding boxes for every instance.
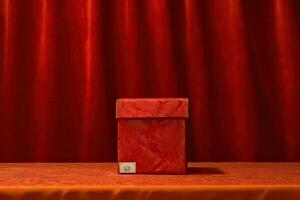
[0,0,299,162]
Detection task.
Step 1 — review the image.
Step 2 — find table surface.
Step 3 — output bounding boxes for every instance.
[0,162,299,187]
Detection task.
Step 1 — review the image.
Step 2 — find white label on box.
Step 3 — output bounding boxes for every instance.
[119,162,136,173]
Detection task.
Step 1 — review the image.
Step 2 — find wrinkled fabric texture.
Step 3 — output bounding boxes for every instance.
[117,98,187,174]
[118,119,187,174]
[116,98,188,118]
[0,0,300,162]
[0,163,300,200]
[0,163,300,186]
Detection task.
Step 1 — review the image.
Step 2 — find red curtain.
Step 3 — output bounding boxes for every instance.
[0,0,299,162]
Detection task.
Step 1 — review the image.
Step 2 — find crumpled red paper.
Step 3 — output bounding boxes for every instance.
[117,98,188,174]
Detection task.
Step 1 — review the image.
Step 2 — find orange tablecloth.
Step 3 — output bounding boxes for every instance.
[0,163,299,200]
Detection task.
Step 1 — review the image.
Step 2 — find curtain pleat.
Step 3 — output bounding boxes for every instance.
[0,0,299,161]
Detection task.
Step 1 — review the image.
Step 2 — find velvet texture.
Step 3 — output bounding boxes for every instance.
[0,163,300,200]
[0,0,300,162]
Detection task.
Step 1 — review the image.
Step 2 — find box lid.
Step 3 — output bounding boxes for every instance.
[116,98,188,118]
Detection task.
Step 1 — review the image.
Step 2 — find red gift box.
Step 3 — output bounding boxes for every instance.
[116,98,188,174]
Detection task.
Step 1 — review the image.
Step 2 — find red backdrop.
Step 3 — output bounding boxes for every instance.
[0,0,300,162]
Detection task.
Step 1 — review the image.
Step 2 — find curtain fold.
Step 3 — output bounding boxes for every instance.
[0,0,299,162]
